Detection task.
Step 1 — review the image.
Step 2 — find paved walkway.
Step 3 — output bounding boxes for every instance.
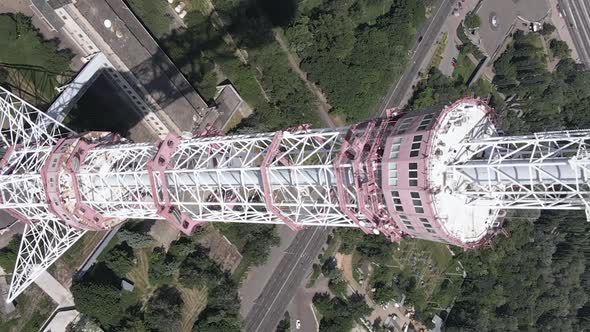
[34,271,74,307]
[42,309,80,332]
[287,276,328,332]
[438,0,478,76]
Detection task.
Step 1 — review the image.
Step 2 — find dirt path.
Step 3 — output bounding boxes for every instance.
[179,287,208,332]
[336,253,365,293]
[127,248,154,303]
[273,30,336,128]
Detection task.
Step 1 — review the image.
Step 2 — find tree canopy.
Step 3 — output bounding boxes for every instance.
[493,31,590,133]
[178,245,225,289]
[194,278,242,331]
[144,286,184,332]
[285,0,426,122]
[0,236,19,273]
[103,242,135,277]
[464,12,481,29]
[116,229,156,249]
[550,38,571,58]
[313,292,372,331]
[71,280,126,327]
[446,211,590,331]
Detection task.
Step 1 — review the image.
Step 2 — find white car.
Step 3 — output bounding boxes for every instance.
[179,10,187,19]
[296,320,301,329]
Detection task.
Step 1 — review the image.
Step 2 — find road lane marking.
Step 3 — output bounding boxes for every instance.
[252,227,323,332]
[381,0,452,113]
[564,0,590,63]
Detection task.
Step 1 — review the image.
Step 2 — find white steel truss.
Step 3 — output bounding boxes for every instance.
[0,87,83,302]
[0,87,404,301]
[7,219,84,302]
[6,83,590,303]
[76,130,364,229]
[451,130,590,218]
[0,87,73,147]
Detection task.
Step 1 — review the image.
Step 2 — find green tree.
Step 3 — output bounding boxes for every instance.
[328,277,348,298]
[178,245,224,289]
[446,211,590,331]
[0,236,19,273]
[550,39,571,58]
[168,237,193,259]
[464,11,481,29]
[194,278,242,331]
[148,246,177,286]
[374,286,397,305]
[103,242,135,277]
[276,311,291,332]
[117,229,155,249]
[312,292,372,331]
[144,286,183,332]
[541,22,556,35]
[71,281,125,327]
[336,228,364,254]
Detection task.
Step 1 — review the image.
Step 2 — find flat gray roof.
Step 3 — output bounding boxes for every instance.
[75,0,214,132]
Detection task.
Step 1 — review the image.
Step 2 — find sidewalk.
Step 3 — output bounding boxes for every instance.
[34,271,74,307]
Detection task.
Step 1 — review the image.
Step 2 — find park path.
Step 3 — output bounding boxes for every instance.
[273,30,336,128]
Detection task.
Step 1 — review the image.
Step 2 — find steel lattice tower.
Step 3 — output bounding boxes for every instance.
[2,86,590,302]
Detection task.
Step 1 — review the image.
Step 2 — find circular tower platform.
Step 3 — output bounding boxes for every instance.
[381,98,503,248]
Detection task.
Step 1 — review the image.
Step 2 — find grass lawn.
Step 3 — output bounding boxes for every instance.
[430,32,448,69]
[49,231,106,284]
[0,13,73,104]
[231,259,250,282]
[452,50,476,84]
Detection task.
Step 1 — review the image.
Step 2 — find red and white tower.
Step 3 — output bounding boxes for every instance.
[1,86,588,301]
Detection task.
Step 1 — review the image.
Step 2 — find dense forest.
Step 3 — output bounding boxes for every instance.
[493,31,590,134]
[446,211,590,331]
[286,0,426,122]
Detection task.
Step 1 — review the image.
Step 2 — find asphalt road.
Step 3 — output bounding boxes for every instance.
[375,0,455,115]
[244,227,329,332]
[560,0,590,65]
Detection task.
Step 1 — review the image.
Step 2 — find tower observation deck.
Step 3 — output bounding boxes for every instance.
[2,86,590,301]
